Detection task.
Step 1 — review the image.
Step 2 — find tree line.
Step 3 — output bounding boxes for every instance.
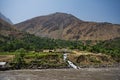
[0,34,120,62]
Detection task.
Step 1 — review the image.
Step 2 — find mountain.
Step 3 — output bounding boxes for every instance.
[15,12,120,41]
[0,18,23,42]
[0,12,13,24]
[0,18,86,52]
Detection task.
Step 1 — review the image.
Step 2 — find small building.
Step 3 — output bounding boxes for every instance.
[49,50,54,52]
[0,62,7,68]
[55,49,71,53]
[43,50,54,52]
[43,50,50,52]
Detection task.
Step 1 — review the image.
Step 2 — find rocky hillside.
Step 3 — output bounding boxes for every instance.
[0,12,13,24]
[16,12,120,41]
[68,51,115,67]
[0,18,23,42]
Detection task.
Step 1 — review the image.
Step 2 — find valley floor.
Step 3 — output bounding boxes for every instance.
[0,67,120,80]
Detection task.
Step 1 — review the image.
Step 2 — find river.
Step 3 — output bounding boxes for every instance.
[0,68,120,80]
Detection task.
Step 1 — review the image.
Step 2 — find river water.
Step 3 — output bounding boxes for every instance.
[0,68,120,80]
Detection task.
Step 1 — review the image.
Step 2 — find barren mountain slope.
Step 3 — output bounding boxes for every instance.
[16,12,120,40]
[0,18,23,41]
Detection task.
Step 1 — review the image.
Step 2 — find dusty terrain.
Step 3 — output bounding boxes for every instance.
[0,68,120,80]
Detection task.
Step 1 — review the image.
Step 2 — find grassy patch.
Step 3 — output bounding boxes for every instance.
[0,52,15,55]
[0,51,67,69]
[68,52,115,67]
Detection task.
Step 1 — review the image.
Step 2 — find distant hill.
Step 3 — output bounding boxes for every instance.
[0,12,13,24]
[0,18,23,42]
[0,17,84,51]
[0,16,120,63]
[15,12,120,41]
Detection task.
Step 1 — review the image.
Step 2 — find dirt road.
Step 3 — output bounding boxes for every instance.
[0,68,120,80]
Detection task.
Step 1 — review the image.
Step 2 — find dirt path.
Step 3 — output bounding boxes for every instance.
[0,68,120,80]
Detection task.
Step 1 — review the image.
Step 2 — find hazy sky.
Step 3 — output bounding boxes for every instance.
[0,0,120,24]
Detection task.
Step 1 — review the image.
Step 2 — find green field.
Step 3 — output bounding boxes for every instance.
[0,49,68,69]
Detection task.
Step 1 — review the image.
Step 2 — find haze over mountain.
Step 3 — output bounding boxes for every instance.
[15,12,120,41]
[0,12,13,24]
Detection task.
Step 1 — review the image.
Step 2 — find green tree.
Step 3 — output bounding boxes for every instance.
[12,48,26,69]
